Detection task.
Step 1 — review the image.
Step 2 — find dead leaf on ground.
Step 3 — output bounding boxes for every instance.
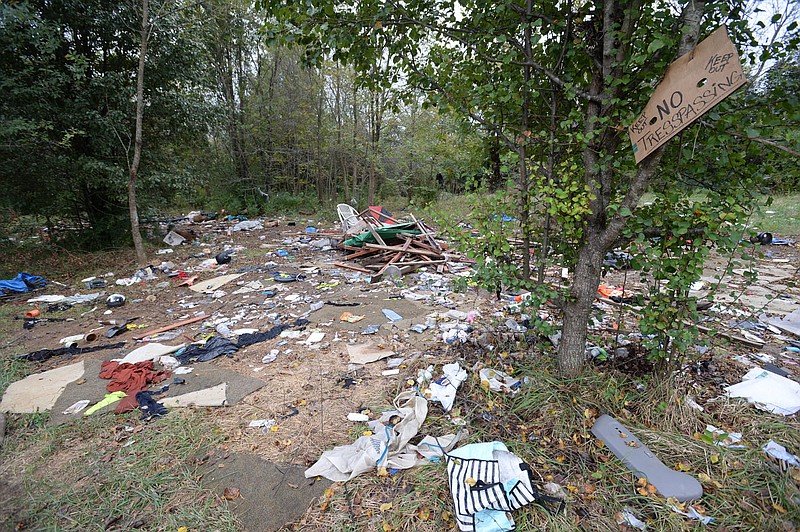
[222,487,241,500]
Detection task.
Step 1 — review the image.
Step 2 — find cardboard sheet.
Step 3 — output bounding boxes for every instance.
[761,308,800,337]
[117,342,185,364]
[725,368,800,416]
[0,361,85,413]
[189,273,244,294]
[162,382,228,407]
[347,342,395,364]
[629,26,746,163]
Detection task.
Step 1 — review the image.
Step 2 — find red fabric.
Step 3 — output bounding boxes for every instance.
[367,206,399,225]
[99,360,170,413]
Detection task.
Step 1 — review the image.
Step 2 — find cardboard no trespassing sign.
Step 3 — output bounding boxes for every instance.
[629,25,747,164]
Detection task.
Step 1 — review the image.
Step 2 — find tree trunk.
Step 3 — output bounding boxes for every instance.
[556,0,705,376]
[558,237,604,375]
[316,76,324,204]
[519,0,533,281]
[351,82,358,204]
[128,0,148,266]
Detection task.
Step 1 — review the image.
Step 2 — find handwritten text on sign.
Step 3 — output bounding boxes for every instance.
[629,26,746,164]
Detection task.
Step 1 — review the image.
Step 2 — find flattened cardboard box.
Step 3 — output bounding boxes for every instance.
[629,26,746,163]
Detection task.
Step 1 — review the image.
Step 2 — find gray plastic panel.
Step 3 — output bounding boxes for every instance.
[591,414,703,502]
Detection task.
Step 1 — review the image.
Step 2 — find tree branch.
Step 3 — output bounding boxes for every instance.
[727,130,800,157]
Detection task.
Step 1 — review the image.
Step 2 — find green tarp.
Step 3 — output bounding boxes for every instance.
[342,222,421,247]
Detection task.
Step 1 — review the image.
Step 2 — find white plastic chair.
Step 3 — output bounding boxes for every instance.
[337,203,360,233]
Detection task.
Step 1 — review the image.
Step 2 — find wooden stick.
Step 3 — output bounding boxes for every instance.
[133,313,207,340]
[397,233,443,254]
[355,212,386,246]
[389,259,446,266]
[364,242,441,257]
[377,239,412,275]
[343,247,380,260]
[410,214,441,251]
[334,262,373,273]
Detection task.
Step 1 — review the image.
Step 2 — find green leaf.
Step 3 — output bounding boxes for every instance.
[647,39,665,53]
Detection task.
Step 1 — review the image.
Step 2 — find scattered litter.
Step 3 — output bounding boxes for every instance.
[542,482,568,500]
[347,412,370,422]
[103,292,124,307]
[762,440,800,468]
[685,396,704,412]
[479,368,521,394]
[232,281,265,295]
[387,357,404,368]
[238,324,292,346]
[232,220,263,232]
[59,334,84,348]
[28,293,101,305]
[215,250,233,264]
[62,399,91,415]
[362,324,381,335]
[304,391,464,481]
[617,508,647,530]
[249,418,276,429]
[340,312,365,323]
[99,360,170,413]
[132,313,208,341]
[425,363,467,411]
[119,343,185,364]
[303,331,325,344]
[159,356,180,370]
[273,272,303,283]
[443,328,469,344]
[382,309,403,322]
[0,272,47,300]
[163,230,186,246]
[668,503,714,525]
[136,389,169,420]
[262,350,280,363]
[505,318,526,333]
[701,425,746,448]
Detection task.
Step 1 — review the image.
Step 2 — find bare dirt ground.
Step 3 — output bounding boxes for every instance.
[1,216,798,531]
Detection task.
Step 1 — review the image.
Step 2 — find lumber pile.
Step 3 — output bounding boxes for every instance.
[335,214,447,280]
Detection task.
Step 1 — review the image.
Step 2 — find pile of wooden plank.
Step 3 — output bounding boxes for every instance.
[334,215,447,280]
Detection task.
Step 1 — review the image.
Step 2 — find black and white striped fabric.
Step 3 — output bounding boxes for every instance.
[446,442,539,532]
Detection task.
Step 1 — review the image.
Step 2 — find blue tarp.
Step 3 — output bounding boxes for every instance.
[0,272,46,296]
